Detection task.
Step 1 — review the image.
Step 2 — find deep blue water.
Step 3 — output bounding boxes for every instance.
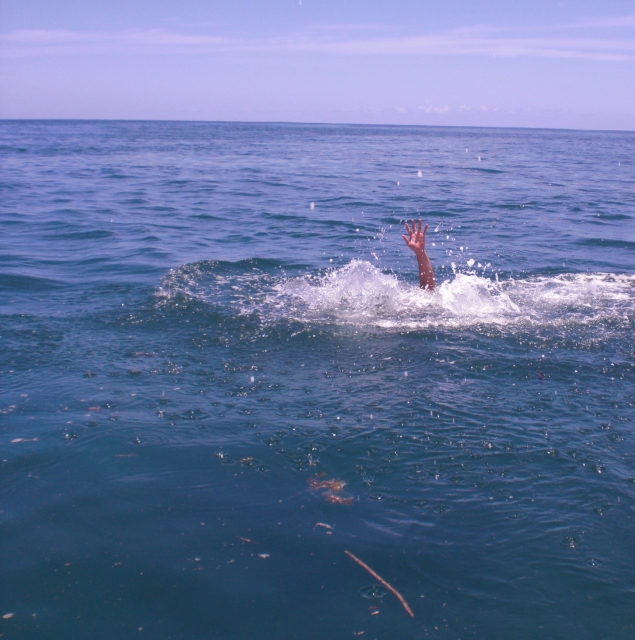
[1,120,634,639]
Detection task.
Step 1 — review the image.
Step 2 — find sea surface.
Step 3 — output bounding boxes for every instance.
[1,120,634,640]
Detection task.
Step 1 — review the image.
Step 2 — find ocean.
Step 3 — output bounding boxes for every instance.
[1,120,634,639]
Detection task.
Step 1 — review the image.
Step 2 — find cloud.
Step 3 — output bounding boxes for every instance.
[310,23,400,33]
[567,14,635,29]
[2,17,635,62]
[291,33,635,61]
[0,28,231,49]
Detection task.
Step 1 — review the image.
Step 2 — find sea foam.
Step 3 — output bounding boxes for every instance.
[158,259,634,332]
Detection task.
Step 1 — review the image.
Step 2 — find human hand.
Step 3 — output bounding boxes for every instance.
[402,219,429,256]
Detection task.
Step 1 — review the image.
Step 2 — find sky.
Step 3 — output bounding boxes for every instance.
[1,0,634,129]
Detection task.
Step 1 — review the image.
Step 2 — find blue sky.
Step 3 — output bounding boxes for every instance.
[1,0,634,129]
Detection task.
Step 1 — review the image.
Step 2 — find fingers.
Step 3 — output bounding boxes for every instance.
[404,219,430,239]
[402,235,410,245]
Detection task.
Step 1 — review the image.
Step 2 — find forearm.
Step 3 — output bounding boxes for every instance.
[415,251,435,290]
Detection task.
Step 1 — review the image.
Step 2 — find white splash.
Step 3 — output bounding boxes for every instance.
[273,260,521,329]
[158,259,634,332]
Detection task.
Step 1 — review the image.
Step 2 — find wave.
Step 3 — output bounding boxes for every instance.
[576,238,635,251]
[0,273,63,292]
[157,259,634,332]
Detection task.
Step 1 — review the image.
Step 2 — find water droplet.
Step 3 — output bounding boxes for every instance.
[561,536,581,549]
[359,585,388,599]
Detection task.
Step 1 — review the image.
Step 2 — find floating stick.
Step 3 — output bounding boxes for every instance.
[344,550,414,618]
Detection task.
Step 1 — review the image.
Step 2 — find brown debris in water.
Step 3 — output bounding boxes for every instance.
[344,550,414,618]
[308,474,352,505]
[308,475,346,492]
[325,493,353,505]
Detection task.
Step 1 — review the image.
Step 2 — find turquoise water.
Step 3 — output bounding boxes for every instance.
[1,120,634,639]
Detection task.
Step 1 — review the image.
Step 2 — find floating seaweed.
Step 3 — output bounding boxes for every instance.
[345,550,414,617]
[308,475,346,492]
[309,475,352,504]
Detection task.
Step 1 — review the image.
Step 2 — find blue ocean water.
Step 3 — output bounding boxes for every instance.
[1,120,634,639]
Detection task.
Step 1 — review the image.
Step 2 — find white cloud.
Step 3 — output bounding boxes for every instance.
[292,33,635,61]
[311,23,398,32]
[2,17,635,62]
[0,28,231,48]
[567,14,635,29]
[417,105,451,114]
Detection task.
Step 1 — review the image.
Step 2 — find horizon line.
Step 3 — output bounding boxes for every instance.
[1,117,634,134]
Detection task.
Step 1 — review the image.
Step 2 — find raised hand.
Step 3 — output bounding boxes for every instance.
[402,219,435,290]
[402,219,428,256]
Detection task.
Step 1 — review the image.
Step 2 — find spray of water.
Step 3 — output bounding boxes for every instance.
[158,259,634,332]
